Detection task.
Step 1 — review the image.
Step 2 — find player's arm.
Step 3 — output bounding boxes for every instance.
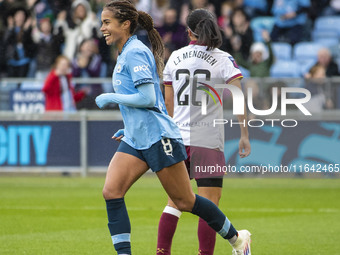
[164,84,174,117]
[229,78,251,158]
[95,83,156,109]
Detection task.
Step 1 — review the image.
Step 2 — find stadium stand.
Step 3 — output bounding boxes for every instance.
[299,59,317,76]
[313,16,340,37]
[270,60,301,78]
[293,42,324,62]
[314,38,339,48]
[271,42,292,60]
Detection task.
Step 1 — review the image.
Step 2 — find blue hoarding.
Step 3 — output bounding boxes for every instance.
[87,121,124,166]
[0,119,339,171]
[0,121,80,166]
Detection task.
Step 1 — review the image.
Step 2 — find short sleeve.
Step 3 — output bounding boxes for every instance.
[126,49,154,87]
[163,60,173,87]
[223,55,243,84]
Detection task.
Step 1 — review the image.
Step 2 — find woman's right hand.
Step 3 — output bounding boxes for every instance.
[112,129,124,141]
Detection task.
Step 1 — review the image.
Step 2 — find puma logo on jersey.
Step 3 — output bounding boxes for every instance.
[134,65,149,72]
[116,64,122,73]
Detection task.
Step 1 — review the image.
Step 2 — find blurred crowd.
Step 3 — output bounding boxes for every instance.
[0,0,339,111]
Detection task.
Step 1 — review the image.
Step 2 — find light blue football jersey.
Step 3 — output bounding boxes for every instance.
[112,35,182,149]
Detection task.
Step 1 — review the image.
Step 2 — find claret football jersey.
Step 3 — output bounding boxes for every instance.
[163,42,243,151]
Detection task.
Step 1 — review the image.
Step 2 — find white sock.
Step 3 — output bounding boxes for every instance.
[228,234,238,245]
[163,205,182,218]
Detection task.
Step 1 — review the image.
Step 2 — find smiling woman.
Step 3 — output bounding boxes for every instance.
[100,0,164,78]
[94,1,251,255]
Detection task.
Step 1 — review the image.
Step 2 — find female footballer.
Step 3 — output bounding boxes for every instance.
[157,9,251,255]
[95,1,251,254]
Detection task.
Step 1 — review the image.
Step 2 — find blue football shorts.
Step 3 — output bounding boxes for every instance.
[117,138,187,172]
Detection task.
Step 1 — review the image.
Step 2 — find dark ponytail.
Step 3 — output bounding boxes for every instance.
[187,9,222,51]
[104,0,164,78]
[137,11,164,78]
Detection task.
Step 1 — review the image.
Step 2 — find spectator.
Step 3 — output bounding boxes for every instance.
[87,0,115,78]
[0,0,11,34]
[168,0,186,22]
[49,0,72,17]
[32,17,64,82]
[309,0,329,22]
[322,0,340,15]
[242,0,269,18]
[72,38,103,109]
[222,7,253,60]
[304,64,334,112]
[90,0,107,20]
[209,0,225,17]
[156,8,187,51]
[0,28,5,78]
[0,0,26,13]
[180,0,215,26]
[26,0,54,23]
[271,0,311,45]
[54,0,100,60]
[0,0,20,76]
[306,48,340,78]
[232,0,245,9]
[42,55,85,111]
[232,30,274,77]
[136,0,169,27]
[218,1,233,35]
[4,7,36,81]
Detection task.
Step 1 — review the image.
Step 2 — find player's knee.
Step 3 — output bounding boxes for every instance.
[172,197,195,212]
[102,187,124,200]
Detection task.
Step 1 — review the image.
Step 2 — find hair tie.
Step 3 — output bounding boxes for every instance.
[188,27,199,37]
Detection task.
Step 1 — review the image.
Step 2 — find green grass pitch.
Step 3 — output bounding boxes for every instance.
[0,176,339,254]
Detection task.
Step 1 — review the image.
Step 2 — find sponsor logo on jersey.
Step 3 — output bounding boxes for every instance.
[114,80,122,86]
[134,65,149,72]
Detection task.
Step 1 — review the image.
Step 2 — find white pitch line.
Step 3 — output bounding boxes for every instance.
[0,206,339,213]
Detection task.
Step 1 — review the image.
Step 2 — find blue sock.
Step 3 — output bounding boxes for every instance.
[191,194,238,240]
[106,198,131,254]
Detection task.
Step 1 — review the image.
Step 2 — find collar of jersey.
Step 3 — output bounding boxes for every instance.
[189,40,206,46]
[120,35,137,54]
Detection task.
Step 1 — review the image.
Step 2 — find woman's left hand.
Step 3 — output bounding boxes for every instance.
[239,137,251,158]
[95,93,113,109]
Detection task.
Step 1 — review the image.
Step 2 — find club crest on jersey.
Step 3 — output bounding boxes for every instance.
[114,79,122,86]
[134,65,149,72]
[228,56,239,69]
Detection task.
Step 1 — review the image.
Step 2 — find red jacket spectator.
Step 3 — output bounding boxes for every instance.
[42,56,84,111]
